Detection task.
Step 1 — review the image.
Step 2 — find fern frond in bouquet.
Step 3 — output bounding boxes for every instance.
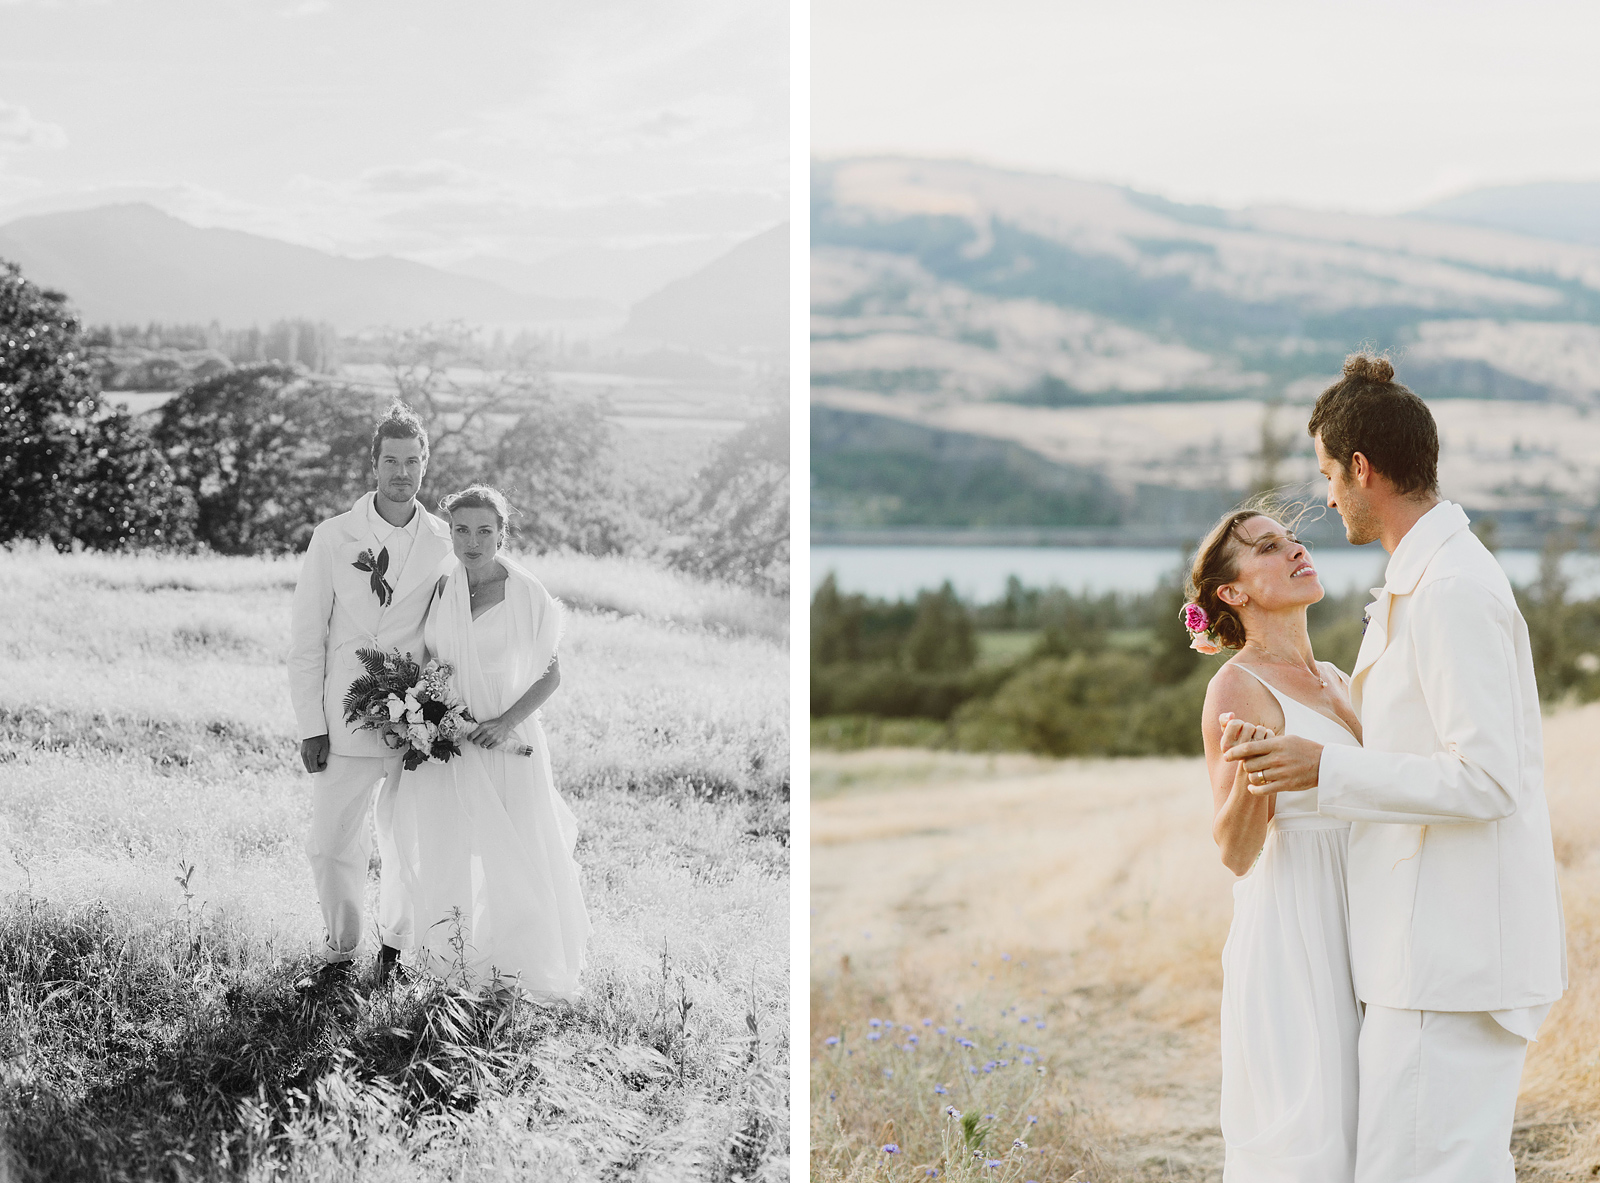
[342,647,477,771]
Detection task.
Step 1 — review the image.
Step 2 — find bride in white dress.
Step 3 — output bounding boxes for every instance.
[1187,507,1363,1181]
[380,485,591,997]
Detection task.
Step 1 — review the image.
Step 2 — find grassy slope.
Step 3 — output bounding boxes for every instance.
[810,709,1600,1181]
[0,547,789,1182]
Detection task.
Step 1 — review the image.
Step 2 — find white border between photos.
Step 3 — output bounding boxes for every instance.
[788,0,812,1165]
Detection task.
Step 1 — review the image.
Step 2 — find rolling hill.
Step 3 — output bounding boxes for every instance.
[1415,181,1600,250]
[0,204,611,330]
[450,238,736,307]
[620,223,788,353]
[811,158,1600,537]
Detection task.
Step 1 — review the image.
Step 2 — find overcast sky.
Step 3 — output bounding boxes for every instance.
[0,0,787,263]
[812,0,1600,214]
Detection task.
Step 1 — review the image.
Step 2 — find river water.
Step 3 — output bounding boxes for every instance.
[810,544,1600,603]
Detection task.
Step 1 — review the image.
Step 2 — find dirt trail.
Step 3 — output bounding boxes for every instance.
[812,716,1600,1181]
[813,749,1235,1178]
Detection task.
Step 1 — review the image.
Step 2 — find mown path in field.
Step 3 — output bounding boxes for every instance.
[812,711,1600,1181]
[812,749,1231,1179]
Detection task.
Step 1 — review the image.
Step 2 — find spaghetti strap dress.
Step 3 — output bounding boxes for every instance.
[1220,664,1361,1181]
[381,558,590,998]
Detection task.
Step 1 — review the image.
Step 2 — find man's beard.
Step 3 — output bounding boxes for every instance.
[1340,500,1380,546]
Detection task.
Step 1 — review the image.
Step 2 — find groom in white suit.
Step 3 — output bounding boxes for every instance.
[1226,357,1566,1182]
[288,403,454,984]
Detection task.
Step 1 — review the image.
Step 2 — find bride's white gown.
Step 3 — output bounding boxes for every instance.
[1220,664,1361,1181]
[382,559,591,997]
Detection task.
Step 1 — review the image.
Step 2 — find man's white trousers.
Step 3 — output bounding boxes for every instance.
[1355,1004,1528,1183]
[304,753,412,960]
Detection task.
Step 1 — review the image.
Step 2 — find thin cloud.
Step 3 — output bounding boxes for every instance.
[0,101,67,152]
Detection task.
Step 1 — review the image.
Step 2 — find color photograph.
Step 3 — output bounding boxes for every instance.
[810,3,1600,1179]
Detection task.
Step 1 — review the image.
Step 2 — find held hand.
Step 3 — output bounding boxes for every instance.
[468,714,520,750]
[1224,733,1324,796]
[1218,712,1275,754]
[300,734,330,774]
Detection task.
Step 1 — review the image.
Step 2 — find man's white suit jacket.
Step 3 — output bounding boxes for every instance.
[288,493,455,758]
[1318,500,1566,1013]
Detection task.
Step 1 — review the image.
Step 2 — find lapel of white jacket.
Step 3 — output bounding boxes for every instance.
[338,494,387,637]
[384,509,450,613]
[1348,585,1391,712]
[1348,501,1473,715]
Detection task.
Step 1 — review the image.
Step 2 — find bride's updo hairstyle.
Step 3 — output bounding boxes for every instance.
[440,485,515,547]
[1307,353,1438,496]
[1185,495,1298,651]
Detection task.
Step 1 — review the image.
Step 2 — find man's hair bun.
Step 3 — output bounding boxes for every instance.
[1342,353,1395,384]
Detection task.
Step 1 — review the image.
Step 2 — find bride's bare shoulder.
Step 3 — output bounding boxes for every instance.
[1205,658,1255,695]
[1202,660,1281,735]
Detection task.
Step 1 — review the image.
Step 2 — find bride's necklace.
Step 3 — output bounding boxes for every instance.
[1245,646,1326,689]
[467,571,505,601]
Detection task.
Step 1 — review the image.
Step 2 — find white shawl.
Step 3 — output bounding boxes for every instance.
[435,553,564,736]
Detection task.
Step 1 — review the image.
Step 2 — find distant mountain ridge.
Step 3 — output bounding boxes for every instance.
[811,157,1600,408]
[621,223,788,353]
[450,238,737,307]
[0,204,612,330]
[1414,181,1600,250]
[810,158,1600,537]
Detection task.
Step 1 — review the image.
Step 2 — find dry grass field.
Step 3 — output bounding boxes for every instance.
[810,706,1600,1181]
[0,545,789,1182]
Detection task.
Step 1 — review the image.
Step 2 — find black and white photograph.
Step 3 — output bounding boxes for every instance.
[0,3,790,1179]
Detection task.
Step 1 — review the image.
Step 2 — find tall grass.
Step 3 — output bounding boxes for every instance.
[1506,703,1600,1179]
[811,708,1600,1180]
[0,546,789,1180]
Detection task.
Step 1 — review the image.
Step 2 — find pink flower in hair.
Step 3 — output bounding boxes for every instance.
[1190,634,1223,656]
[1181,602,1209,634]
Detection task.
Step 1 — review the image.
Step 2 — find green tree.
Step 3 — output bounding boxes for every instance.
[152,364,375,554]
[1,259,193,549]
[1521,532,1575,701]
[957,651,1145,756]
[383,323,542,495]
[903,582,976,672]
[1149,577,1202,685]
[811,573,863,664]
[492,391,636,554]
[378,323,642,554]
[70,411,196,550]
[670,408,789,591]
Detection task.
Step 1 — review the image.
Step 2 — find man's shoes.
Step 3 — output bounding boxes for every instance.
[294,958,355,994]
[374,943,402,988]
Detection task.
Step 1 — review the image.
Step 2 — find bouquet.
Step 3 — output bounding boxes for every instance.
[342,648,478,771]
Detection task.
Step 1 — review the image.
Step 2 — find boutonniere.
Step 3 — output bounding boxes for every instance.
[353,547,393,607]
